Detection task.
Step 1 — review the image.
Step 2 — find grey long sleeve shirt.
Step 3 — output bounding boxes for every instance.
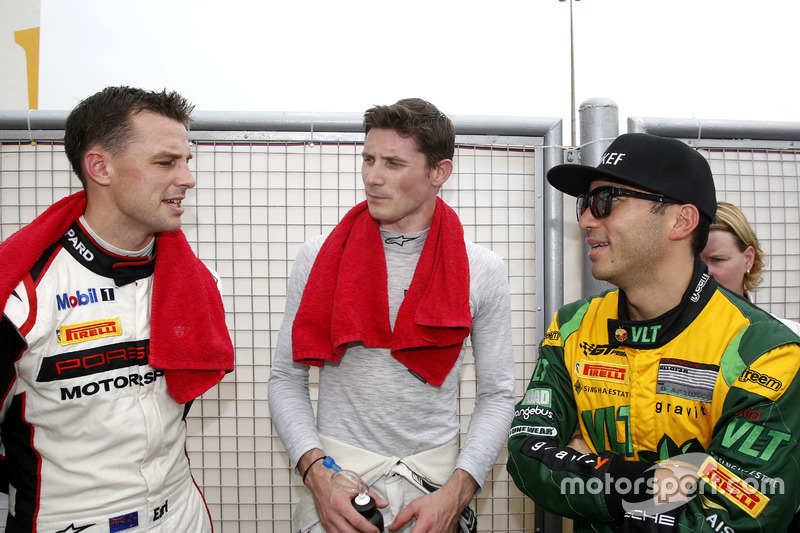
[268,228,515,487]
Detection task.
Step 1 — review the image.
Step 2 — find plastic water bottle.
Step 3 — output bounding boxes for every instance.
[352,491,384,531]
[325,458,384,532]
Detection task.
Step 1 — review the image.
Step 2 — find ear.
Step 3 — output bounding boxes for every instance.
[431,159,453,188]
[669,204,700,241]
[84,149,112,187]
[744,245,755,271]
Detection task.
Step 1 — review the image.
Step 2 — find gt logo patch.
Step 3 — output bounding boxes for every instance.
[579,342,625,357]
[544,330,561,342]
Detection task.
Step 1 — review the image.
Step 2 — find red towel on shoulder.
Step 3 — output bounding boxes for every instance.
[292,197,471,386]
[0,191,234,404]
[148,230,235,403]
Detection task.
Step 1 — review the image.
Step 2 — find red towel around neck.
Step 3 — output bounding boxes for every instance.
[0,191,234,404]
[292,197,471,386]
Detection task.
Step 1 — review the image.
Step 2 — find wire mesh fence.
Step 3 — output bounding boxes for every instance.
[699,143,800,323]
[2,116,799,532]
[0,130,544,532]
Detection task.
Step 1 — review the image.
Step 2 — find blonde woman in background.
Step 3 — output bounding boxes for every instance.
[700,200,800,334]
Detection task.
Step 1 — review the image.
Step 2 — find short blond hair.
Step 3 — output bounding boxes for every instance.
[710,201,764,296]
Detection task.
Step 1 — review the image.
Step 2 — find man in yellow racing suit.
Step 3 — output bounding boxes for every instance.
[508,133,800,532]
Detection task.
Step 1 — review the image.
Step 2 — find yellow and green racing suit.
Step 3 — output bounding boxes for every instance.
[508,260,800,532]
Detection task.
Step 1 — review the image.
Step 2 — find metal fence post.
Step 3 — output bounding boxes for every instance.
[537,120,565,533]
[578,97,618,298]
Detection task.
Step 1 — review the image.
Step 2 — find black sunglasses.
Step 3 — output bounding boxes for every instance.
[576,186,680,221]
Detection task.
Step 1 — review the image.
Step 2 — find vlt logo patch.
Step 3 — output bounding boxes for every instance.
[720,418,789,461]
[575,360,630,384]
[607,323,662,346]
[57,318,122,346]
[631,325,661,343]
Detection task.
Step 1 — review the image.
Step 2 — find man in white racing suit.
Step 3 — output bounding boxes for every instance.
[0,86,234,532]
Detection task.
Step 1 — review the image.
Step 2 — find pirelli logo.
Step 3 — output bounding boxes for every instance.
[575,360,629,384]
[57,317,122,346]
[699,457,769,518]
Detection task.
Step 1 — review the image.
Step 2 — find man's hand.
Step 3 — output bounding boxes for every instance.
[567,428,593,454]
[387,469,477,533]
[565,430,696,506]
[299,450,388,533]
[652,461,698,505]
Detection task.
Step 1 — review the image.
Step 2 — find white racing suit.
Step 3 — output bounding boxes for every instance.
[0,221,212,532]
[296,435,476,533]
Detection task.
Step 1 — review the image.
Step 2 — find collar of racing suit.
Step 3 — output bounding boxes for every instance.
[54,220,156,286]
[608,256,720,349]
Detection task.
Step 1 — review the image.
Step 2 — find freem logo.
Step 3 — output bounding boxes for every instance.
[56,287,115,311]
[738,367,782,392]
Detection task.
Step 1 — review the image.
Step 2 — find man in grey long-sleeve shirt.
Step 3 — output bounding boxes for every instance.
[268,98,515,533]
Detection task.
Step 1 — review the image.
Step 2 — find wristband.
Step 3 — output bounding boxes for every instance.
[302,456,327,484]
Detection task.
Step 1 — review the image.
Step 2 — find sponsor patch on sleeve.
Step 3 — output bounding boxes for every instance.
[521,388,551,407]
[699,457,769,518]
[732,356,795,401]
[542,329,561,347]
[510,426,558,438]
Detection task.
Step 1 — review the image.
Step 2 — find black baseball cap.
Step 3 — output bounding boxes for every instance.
[547,133,717,220]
